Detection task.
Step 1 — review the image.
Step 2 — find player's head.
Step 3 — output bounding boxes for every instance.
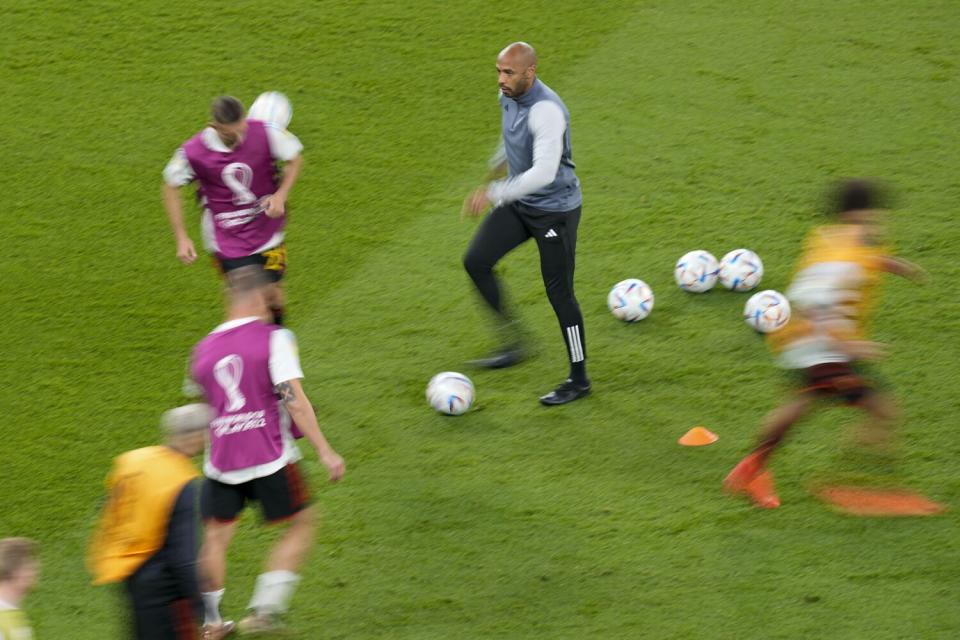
[828,178,889,223]
[497,42,538,98]
[161,403,211,457]
[0,538,39,598]
[210,96,247,149]
[225,264,272,319]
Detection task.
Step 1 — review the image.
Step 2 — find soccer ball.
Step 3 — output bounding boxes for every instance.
[719,249,764,292]
[426,372,475,416]
[607,279,654,322]
[744,290,791,333]
[675,250,719,293]
[249,91,293,129]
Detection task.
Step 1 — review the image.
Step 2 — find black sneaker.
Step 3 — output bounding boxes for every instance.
[467,345,526,369]
[539,379,591,406]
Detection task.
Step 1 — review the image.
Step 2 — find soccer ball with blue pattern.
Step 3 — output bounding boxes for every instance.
[719,249,764,292]
[607,278,655,322]
[675,250,720,293]
[426,372,475,415]
[744,290,791,333]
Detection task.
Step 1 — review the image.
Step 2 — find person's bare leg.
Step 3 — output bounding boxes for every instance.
[243,507,315,629]
[266,507,315,573]
[266,281,285,325]
[725,394,814,493]
[853,392,899,453]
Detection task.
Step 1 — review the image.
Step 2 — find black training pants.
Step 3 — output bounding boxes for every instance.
[463,202,586,366]
[125,561,200,639]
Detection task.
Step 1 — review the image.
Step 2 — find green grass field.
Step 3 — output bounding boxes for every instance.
[3,1,959,637]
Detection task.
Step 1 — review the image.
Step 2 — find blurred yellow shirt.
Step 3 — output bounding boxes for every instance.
[770,223,889,360]
[87,446,198,585]
[795,223,887,326]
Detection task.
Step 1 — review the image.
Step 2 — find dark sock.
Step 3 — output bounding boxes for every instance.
[272,307,285,326]
[569,361,588,385]
[498,319,524,350]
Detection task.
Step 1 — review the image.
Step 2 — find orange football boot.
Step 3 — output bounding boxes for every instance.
[723,452,764,494]
[745,471,780,509]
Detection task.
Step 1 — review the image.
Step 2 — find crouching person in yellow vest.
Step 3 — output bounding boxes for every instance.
[88,404,235,640]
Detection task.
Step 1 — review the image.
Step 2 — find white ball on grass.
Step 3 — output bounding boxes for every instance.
[607,278,655,322]
[675,250,720,293]
[719,249,764,292]
[744,289,791,333]
[426,372,475,416]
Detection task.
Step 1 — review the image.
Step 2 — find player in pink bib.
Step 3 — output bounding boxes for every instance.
[189,265,344,633]
[163,96,304,325]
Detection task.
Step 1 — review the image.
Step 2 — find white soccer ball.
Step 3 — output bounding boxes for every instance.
[744,290,791,333]
[426,372,475,416]
[607,278,655,322]
[675,250,720,293]
[719,249,764,292]
[249,91,293,129]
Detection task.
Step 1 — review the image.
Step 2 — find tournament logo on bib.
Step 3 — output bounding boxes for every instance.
[214,354,246,411]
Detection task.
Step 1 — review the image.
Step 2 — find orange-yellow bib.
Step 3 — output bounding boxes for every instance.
[88,446,198,585]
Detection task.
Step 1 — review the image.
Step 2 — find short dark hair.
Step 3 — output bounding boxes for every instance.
[211,96,245,124]
[0,538,37,582]
[226,265,271,297]
[829,178,888,214]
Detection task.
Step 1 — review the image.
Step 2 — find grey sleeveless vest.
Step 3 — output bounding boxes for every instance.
[499,79,582,212]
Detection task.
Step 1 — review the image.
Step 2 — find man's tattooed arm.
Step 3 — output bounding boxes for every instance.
[276,381,297,405]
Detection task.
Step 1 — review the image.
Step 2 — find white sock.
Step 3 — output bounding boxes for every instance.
[202,589,225,625]
[248,570,301,616]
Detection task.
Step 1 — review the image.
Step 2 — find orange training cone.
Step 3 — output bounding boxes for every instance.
[679,426,719,446]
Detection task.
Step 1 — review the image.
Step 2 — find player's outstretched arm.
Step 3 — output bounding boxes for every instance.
[162,183,197,264]
[276,378,345,482]
[264,155,304,218]
[878,256,928,284]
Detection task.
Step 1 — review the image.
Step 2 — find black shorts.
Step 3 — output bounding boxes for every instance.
[201,463,310,524]
[214,243,287,282]
[797,362,875,405]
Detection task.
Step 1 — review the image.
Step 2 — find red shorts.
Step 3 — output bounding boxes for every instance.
[798,362,874,405]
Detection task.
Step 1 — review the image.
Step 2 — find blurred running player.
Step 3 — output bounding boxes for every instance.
[724,179,925,509]
[189,265,344,633]
[163,96,304,325]
[0,538,38,640]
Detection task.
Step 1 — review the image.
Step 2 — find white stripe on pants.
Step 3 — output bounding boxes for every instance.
[566,325,584,363]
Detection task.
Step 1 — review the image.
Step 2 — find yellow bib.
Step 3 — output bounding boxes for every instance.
[88,446,198,585]
[769,224,888,353]
[0,608,32,639]
[796,224,887,327]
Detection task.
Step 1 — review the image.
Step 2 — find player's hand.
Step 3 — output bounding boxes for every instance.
[902,260,929,285]
[883,257,928,284]
[319,450,346,482]
[462,187,491,219]
[176,237,197,264]
[262,193,286,218]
